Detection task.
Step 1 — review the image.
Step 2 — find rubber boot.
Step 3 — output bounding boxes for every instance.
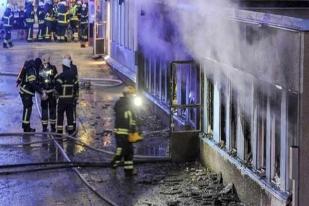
[43,125,48,132]
[3,43,8,48]
[8,42,13,47]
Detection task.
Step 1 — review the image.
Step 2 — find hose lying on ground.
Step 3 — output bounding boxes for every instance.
[0,72,123,88]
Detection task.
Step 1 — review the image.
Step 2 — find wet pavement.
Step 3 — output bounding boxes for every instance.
[0,41,242,206]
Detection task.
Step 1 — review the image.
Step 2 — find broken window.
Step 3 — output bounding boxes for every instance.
[230,88,237,152]
[220,78,227,146]
[207,78,214,134]
[160,61,167,104]
[270,86,282,186]
[256,87,267,174]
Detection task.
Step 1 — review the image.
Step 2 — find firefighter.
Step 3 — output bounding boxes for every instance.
[2,5,14,48]
[56,1,69,42]
[69,1,81,41]
[17,59,46,132]
[79,3,88,48]
[24,0,35,42]
[52,0,59,40]
[66,55,79,131]
[37,1,46,41]
[44,0,54,41]
[111,86,138,177]
[38,54,58,132]
[55,56,79,135]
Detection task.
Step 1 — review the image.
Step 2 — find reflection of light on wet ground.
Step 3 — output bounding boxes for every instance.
[90,61,106,66]
[76,130,94,153]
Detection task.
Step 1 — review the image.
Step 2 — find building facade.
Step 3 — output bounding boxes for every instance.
[103,0,309,205]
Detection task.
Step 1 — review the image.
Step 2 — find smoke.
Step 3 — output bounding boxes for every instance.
[137,0,300,95]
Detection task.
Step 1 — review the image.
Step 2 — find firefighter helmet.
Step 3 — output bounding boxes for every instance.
[42,54,50,64]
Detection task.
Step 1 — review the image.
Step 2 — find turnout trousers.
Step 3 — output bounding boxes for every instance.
[44,21,53,41]
[3,26,12,47]
[37,22,45,41]
[56,23,68,41]
[111,134,134,176]
[26,22,34,41]
[56,98,74,135]
[41,92,56,132]
[20,93,33,131]
[79,23,88,42]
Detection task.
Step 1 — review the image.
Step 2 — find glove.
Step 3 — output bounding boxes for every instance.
[41,91,48,101]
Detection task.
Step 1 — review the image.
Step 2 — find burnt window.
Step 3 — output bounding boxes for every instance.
[207,78,214,134]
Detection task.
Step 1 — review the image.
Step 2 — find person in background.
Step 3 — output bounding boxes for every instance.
[79,2,88,48]
[44,0,55,41]
[56,1,69,42]
[37,1,46,41]
[2,4,14,48]
[69,0,81,41]
[24,0,35,42]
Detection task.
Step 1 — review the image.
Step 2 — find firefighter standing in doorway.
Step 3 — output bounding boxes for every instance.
[17,59,46,132]
[111,86,141,177]
[55,55,79,135]
[24,0,35,42]
[2,4,14,48]
[38,54,58,132]
[79,3,88,48]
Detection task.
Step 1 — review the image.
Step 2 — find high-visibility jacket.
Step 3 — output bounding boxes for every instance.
[37,6,45,24]
[80,7,88,24]
[38,63,58,92]
[57,4,69,24]
[55,65,79,99]
[113,96,137,135]
[24,3,34,24]
[70,4,79,21]
[19,60,42,96]
[2,8,13,27]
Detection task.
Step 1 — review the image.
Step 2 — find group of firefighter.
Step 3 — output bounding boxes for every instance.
[16,54,79,136]
[16,54,140,177]
[2,0,89,48]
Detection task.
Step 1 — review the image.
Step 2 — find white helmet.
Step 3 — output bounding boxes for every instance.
[42,54,50,64]
[27,0,33,3]
[77,1,81,4]
[82,3,86,8]
[59,1,67,6]
[6,3,12,9]
[39,1,44,6]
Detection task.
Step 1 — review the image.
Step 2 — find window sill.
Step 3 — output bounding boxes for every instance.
[199,133,290,203]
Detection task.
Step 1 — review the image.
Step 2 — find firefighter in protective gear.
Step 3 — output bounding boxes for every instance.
[37,1,46,41]
[17,60,44,132]
[56,1,69,42]
[55,56,79,135]
[38,55,58,132]
[64,54,79,130]
[111,86,138,177]
[44,0,55,41]
[2,5,14,48]
[69,1,81,41]
[79,3,88,47]
[24,0,35,41]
